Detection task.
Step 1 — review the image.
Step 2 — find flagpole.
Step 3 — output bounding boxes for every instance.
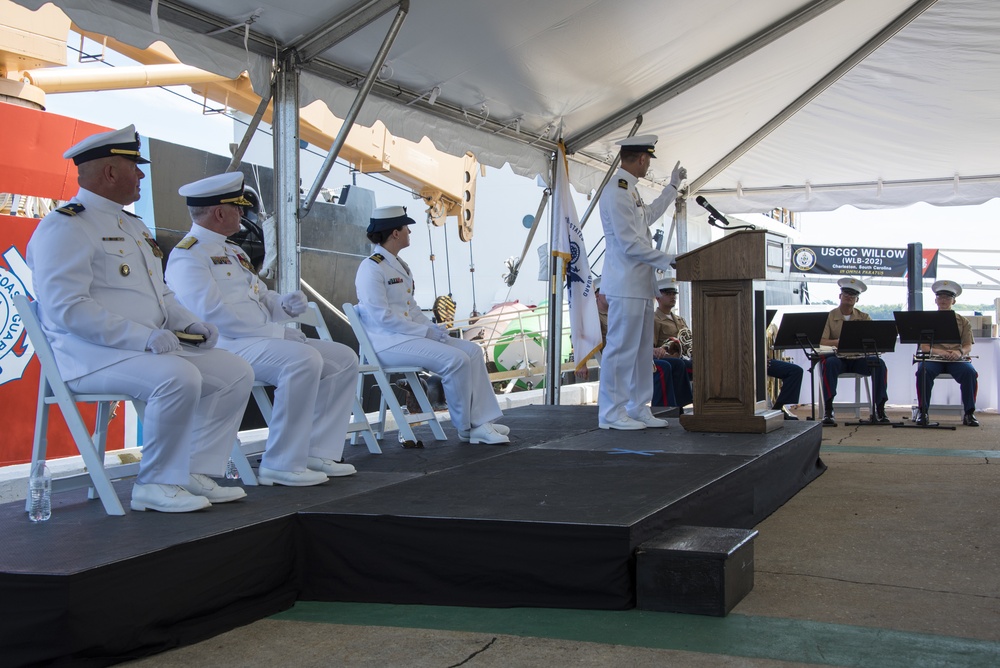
[545,149,563,405]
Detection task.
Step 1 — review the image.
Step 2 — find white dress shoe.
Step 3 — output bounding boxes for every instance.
[182,473,247,503]
[469,423,510,445]
[598,416,647,430]
[459,422,511,442]
[131,483,211,513]
[629,413,669,428]
[258,466,329,487]
[307,456,357,477]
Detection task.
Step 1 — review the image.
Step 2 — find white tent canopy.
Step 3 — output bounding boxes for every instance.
[16,0,1000,212]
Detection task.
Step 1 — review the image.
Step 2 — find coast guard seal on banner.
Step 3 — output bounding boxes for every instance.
[0,247,34,387]
[792,246,817,272]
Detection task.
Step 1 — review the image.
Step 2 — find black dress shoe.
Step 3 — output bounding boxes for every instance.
[782,409,799,421]
[963,412,980,427]
[822,413,837,427]
[874,407,891,424]
[915,412,929,426]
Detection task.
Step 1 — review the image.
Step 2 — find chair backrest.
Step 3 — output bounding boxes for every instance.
[342,303,379,367]
[13,294,58,396]
[287,302,334,342]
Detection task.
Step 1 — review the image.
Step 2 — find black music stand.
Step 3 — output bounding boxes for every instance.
[772,312,828,421]
[837,320,900,426]
[892,311,962,430]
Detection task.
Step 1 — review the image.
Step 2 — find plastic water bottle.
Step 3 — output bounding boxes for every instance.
[225,457,241,480]
[28,461,52,523]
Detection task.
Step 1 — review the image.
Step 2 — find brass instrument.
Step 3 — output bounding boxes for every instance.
[914,353,976,363]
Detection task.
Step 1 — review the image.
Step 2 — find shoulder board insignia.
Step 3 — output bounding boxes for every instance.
[122,210,142,219]
[369,253,385,264]
[617,179,629,190]
[55,203,85,216]
[175,236,198,250]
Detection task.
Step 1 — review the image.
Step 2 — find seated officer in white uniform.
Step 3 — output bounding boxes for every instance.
[27,126,253,513]
[166,173,359,486]
[915,280,979,427]
[355,206,509,445]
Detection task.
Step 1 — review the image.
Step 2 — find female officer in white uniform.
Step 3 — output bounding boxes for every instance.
[355,206,509,445]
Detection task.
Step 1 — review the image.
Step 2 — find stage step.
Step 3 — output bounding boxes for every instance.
[635,525,757,617]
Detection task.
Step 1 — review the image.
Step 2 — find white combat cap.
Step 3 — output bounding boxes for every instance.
[368,205,416,233]
[656,275,679,293]
[63,124,150,165]
[178,172,253,207]
[837,277,867,295]
[614,134,658,157]
[932,279,962,298]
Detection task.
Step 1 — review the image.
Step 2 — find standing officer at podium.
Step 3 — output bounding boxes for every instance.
[819,277,890,425]
[596,135,685,431]
[27,126,254,513]
[915,280,979,426]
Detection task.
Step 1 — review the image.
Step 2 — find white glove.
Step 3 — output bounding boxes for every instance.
[669,160,686,190]
[430,324,450,342]
[283,327,307,343]
[281,291,308,317]
[186,322,219,349]
[146,329,180,354]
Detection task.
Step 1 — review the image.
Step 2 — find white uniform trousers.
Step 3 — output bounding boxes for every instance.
[234,338,359,471]
[376,336,502,432]
[599,295,655,424]
[67,348,254,485]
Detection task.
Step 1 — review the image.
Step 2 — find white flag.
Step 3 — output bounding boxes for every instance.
[552,142,603,372]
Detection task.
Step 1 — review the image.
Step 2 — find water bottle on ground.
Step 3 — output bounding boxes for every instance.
[28,461,52,522]
[225,457,241,480]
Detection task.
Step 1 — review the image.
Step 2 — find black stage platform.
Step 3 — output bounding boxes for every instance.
[0,405,825,666]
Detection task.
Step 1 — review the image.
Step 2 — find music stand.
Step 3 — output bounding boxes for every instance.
[837,320,900,426]
[892,311,962,430]
[772,312,828,421]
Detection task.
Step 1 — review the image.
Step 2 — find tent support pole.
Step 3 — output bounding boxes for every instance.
[690,0,940,195]
[227,76,273,173]
[675,195,690,321]
[545,152,563,405]
[274,54,301,296]
[299,4,408,218]
[579,116,642,231]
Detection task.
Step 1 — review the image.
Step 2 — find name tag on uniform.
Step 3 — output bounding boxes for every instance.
[211,256,232,265]
[388,278,403,285]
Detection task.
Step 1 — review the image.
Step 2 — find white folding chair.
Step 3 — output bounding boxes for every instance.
[14,294,143,516]
[232,302,382,480]
[343,303,447,444]
[814,368,872,419]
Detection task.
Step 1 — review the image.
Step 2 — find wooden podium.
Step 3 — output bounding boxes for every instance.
[674,230,787,433]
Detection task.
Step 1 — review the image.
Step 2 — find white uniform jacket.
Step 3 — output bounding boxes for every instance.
[598,168,677,299]
[355,245,437,352]
[26,188,199,381]
[165,223,287,350]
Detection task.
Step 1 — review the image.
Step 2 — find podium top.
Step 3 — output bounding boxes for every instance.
[675,229,788,282]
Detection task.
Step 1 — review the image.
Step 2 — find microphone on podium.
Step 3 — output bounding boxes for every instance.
[694,196,731,226]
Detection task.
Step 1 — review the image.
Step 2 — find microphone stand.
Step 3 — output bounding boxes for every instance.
[798,332,823,422]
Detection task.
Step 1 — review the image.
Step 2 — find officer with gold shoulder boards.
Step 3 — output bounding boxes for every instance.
[818,277,890,426]
[166,172,360,486]
[597,134,685,430]
[26,126,254,513]
[915,280,979,426]
[355,206,509,445]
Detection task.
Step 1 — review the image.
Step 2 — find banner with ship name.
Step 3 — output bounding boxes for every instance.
[790,245,938,278]
[552,142,603,372]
